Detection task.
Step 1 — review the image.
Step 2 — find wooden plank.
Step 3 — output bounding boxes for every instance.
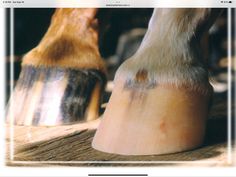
[5,118,234,167]
[5,91,235,167]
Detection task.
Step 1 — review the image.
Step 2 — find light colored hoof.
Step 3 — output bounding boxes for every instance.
[92,78,212,155]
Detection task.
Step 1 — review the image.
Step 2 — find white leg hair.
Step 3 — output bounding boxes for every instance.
[115,8,221,94]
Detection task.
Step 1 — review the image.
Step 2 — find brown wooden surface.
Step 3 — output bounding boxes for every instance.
[5,92,236,167]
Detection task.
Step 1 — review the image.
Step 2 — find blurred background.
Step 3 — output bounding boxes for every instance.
[5,8,235,127]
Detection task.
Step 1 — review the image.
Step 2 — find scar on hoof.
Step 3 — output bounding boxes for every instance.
[123,69,157,90]
[135,69,148,83]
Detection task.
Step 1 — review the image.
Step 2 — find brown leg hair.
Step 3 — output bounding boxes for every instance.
[6,8,107,126]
